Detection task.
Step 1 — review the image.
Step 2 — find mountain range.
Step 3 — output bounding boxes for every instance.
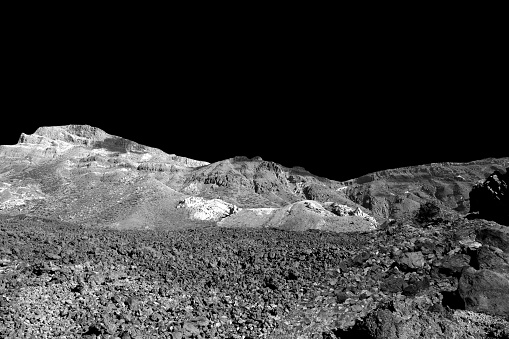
[1,125,507,232]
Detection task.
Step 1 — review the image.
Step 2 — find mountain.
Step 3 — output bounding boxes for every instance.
[339,158,509,220]
[0,125,376,232]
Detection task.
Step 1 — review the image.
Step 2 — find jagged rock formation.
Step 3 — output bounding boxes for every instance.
[469,168,508,226]
[340,158,509,220]
[454,225,509,317]
[176,197,239,221]
[218,200,377,233]
[323,202,378,225]
[170,156,371,214]
[1,125,209,167]
[175,197,378,232]
[0,125,209,229]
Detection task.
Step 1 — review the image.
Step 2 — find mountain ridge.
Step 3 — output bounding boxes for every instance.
[1,124,507,232]
[0,125,377,232]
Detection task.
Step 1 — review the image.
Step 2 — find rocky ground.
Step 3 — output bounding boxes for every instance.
[1,125,508,338]
[1,214,508,338]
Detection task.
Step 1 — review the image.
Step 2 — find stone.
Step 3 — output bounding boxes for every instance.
[176,197,239,221]
[183,322,200,335]
[439,253,471,277]
[470,168,509,226]
[458,267,509,317]
[380,276,405,293]
[125,297,140,311]
[472,246,509,274]
[397,251,425,271]
[476,226,509,253]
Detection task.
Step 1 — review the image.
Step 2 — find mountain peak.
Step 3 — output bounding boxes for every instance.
[18,125,111,147]
[5,124,209,168]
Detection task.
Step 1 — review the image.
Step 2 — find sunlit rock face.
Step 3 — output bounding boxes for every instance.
[176,197,239,221]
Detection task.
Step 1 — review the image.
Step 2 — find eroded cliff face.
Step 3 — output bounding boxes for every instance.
[340,158,509,221]
[171,157,371,214]
[1,125,209,167]
[470,168,509,226]
[0,125,209,229]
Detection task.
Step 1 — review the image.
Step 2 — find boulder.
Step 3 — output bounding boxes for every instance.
[439,253,471,277]
[476,226,509,253]
[472,246,509,274]
[397,251,425,271]
[176,197,239,221]
[360,294,487,339]
[458,267,509,317]
[470,168,509,226]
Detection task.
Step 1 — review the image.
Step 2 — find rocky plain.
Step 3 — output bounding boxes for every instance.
[0,125,508,338]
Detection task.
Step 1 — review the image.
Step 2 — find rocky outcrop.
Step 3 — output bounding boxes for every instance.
[176,197,239,221]
[219,200,378,233]
[470,168,509,226]
[178,157,360,210]
[341,158,509,220]
[475,226,509,253]
[7,125,209,168]
[357,294,508,339]
[458,267,509,317]
[324,202,378,226]
[137,162,169,172]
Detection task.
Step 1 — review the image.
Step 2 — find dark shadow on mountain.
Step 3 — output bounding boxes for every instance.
[92,137,147,154]
[469,167,509,226]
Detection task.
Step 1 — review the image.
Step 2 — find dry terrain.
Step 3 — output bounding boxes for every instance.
[0,125,508,338]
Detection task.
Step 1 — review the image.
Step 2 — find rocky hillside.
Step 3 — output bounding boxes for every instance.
[470,167,508,226]
[167,156,361,209]
[339,158,509,220]
[0,126,377,233]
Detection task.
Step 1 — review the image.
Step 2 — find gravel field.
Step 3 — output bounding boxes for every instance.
[1,215,508,338]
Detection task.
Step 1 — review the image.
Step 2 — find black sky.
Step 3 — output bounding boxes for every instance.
[2,21,506,182]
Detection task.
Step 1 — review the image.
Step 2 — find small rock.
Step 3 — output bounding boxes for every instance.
[45,252,61,260]
[397,251,425,271]
[125,297,140,311]
[183,322,200,335]
[192,316,210,327]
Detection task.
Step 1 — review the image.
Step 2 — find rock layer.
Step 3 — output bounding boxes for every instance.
[341,159,509,220]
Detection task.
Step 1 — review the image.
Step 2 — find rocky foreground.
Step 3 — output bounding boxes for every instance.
[1,215,508,338]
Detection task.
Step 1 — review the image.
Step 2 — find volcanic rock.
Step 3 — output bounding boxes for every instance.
[218,200,378,233]
[176,196,239,221]
[470,168,509,225]
[340,159,509,220]
[439,253,471,277]
[396,251,425,271]
[476,225,509,253]
[458,267,509,317]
